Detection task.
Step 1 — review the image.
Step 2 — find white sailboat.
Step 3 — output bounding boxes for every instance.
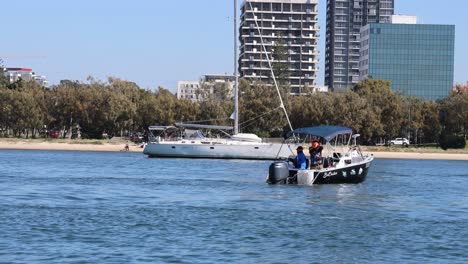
[143,0,296,160]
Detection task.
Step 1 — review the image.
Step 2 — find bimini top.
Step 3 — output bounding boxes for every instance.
[287,125,352,142]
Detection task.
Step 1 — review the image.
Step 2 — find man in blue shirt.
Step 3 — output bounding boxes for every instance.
[296,146,307,170]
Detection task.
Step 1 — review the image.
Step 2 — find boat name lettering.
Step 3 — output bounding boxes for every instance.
[323,171,338,178]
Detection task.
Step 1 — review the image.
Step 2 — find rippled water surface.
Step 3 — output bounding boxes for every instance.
[0,150,467,263]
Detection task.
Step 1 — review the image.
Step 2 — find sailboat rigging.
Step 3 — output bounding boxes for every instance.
[143,0,296,159]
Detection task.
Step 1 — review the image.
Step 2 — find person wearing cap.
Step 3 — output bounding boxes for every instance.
[309,140,323,169]
[295,146,307,170]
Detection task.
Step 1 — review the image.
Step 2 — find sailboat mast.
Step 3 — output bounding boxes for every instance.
[233,0,239,135]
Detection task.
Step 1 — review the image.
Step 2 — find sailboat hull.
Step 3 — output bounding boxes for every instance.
[143,141,294,160]
[143,0,294,161]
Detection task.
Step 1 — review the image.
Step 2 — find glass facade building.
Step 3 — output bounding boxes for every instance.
[360,23,455,100]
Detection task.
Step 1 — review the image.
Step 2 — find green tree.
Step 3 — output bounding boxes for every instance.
[153,87,178,125]
[352,79,405,140]
[20,80,53,137]
[4,90,42,137]
[135,89,160,130]
[0,89,12,136]
[239,79,286,137]
[107,77,140,135]
[271,37,289,86]
[404,97,424,144]
[439,90,468,139]
[420,100,441,143]
[0,59,10,88]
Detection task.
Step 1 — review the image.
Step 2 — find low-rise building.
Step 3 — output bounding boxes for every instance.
[177,81,201,101]
[3,68,34,82]
[177,74,235,102]
[3,67,49,87]
[34,75,49,87]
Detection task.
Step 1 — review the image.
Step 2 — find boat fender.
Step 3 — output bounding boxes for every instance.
[268,161,289,184]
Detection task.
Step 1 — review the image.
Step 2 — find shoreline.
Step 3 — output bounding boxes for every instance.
[0,140,467,161]
[0,140,144,153]
[370,151,468,161]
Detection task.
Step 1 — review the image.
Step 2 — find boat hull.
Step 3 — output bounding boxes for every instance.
[143,142,294,160]
[298,162,371,184]
[268,157,373,185]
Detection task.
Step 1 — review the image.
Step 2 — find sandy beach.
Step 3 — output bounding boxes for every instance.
[0,139,467,161]
[0,139,144,153]
[370,151,468,161]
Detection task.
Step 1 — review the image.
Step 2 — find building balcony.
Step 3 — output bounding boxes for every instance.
[243,9,318,15]
[240,66,274,71]
[300,68,318,72]
[300,57,319,62]
[241,43,317,49]
[243,16,318,24]
[242,74,269,79]
[333,65,347,70]
[245,25,319,32]
[289,76,316,80]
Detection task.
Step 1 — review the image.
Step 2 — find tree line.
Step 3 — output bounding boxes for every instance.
[0,70,466,147]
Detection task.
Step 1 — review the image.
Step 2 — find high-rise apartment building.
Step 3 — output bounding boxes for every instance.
[239,0,319,94]
[325,0,394,91]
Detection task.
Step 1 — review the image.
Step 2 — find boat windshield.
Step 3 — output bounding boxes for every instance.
[186,130,206,139]
[147,126,181,142]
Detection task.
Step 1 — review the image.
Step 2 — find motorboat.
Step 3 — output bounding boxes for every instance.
[267,125,374,185]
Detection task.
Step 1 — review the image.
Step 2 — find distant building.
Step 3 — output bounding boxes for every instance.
[325,0,394,91]
[177,81,201,101]
[34,75,49,87]
[239,0,320,94]
[177,74,235,102]
[359,20,455,100]
[291,85,328,95]
[313,85,328,93]
[3,67,49,87]
[390,14,417,24]
[3,68,34,82]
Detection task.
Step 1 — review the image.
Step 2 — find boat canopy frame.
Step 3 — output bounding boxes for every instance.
[286,125,353,143]
[285,125,362,159]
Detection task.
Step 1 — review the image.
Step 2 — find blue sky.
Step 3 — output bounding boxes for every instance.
[1,0,466,92]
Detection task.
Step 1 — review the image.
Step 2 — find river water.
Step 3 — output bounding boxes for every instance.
[0,150,467,263]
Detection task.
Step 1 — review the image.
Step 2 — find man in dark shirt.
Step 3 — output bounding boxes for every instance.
[309,140,323,169]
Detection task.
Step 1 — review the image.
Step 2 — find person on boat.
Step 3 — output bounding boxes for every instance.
[309,140,323,169]
[295,146,307,170]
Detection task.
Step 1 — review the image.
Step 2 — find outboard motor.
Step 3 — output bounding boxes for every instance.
[268,161,290,184]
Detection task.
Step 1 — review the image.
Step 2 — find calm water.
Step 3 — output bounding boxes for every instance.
[0,150,467,264]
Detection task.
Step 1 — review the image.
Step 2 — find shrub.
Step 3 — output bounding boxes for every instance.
[439,133,466,150]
